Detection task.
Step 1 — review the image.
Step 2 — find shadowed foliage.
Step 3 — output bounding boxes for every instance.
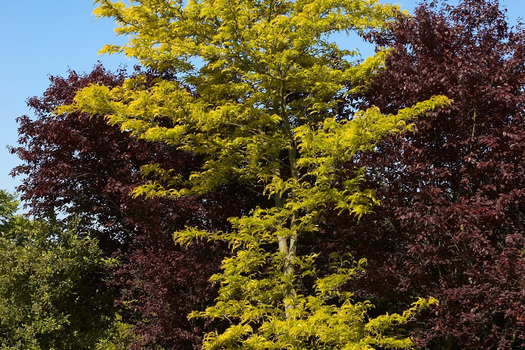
[0,190,116,349]
[337,0,525,348]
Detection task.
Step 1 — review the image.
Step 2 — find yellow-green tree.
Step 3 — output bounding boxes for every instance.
[64,0,449,348]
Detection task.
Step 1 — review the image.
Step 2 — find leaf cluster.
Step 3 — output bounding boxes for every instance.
[0,196,116,349]
[341,0,525,348]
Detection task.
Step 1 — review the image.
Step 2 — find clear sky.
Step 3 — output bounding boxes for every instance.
[0,0,524,204]
[0,0,137,198]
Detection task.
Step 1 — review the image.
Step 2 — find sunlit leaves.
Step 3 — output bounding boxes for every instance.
[62,0,451,348]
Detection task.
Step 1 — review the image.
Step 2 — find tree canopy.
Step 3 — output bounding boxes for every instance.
[13,0,525,349]
[62,0,447,348]
[0,191,118,349]
[345,0,525,348]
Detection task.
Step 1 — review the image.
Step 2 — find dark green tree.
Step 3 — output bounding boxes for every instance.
[0,191,119,349]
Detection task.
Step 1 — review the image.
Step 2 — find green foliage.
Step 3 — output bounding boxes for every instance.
[0,190,19,232]
[0,192,119,349]
[95,314,135,350]
[177,216,439,349]
[194,243,439,349]
[62,0,450,348]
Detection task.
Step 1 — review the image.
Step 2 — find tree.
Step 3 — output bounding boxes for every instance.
[0,191,117,349]
[0,190,18,232]
[344,0,525,348]
[11,65,252,349]
[64,0,448,348]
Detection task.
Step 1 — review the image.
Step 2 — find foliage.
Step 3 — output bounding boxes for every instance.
[12,65,159,252]
[63,0,449,348]
[0,192,116,349]
[345,0,525,348]
[10,65,245,349]
[0,190,18,232]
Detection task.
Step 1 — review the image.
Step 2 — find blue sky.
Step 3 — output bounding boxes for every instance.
[0,0,524,205]
[0,1,137,197]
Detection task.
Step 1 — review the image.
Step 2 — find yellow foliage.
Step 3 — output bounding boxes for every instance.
[61,0,451,348]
